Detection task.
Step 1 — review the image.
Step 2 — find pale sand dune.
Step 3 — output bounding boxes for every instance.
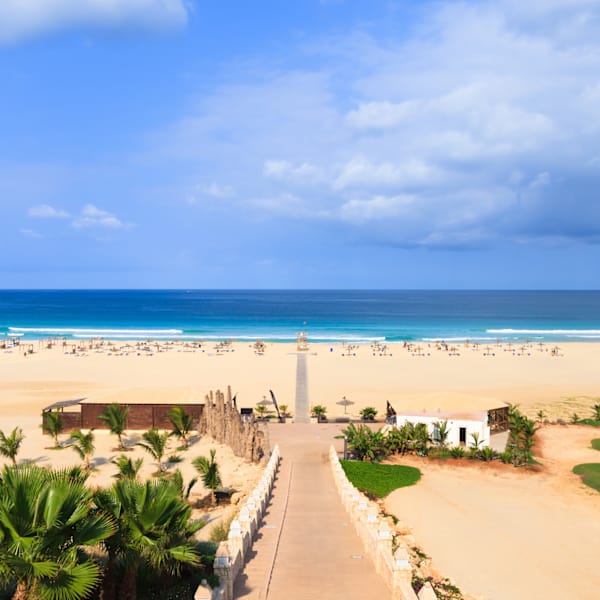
[385,426,600,600]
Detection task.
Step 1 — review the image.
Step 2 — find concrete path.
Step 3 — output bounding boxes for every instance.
[233,424,390,599]
[293,354,310,423]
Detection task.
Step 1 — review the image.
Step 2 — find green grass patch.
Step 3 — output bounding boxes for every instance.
[591,439,600,451]
[579,419,600,427]
[341,460,421,498]
[573,463,600,492]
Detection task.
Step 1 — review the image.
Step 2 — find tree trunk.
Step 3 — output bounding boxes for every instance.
[121,565,137,600]
[12,581,29,600]
[100,559,117,600]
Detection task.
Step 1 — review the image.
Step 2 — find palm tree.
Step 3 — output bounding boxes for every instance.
[169,468,199,501]
[536,409,547,424]
[42,410,64,447]
[469,432,484,450]
[98,403,129,450]
[93,479,203,600]
[69,429,95,469]
[254,404,268,420]
[0,427,24,465]
[168,405,194,449]
[433,420,450,447]
[360,406,378,421]
[279,404,290,418]
[311,405,327,422]
[112,454,144,480]
[0,465,114,600]
[193,448,222,506]
[137,428,170,473]
[593,403,600,421]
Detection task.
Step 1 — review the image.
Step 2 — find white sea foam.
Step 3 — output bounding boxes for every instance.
[9,327,184,335]
[487,328,600,335]
[421,336,496,342]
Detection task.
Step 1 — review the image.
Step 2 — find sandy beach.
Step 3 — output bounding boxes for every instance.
[1,339,599,599]
[1,340,599,420]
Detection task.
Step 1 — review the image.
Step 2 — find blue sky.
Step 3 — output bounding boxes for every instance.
[1,0,600,289]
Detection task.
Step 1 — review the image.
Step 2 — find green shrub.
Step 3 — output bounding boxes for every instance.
[449,447,465,459]
[340,460,421,498]
[592,439,600,451]
[476,447,499,462]
[209,516,234,543]
[360,406,378,421]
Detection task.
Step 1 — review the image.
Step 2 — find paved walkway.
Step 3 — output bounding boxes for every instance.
[233,424,390,599]
[293,354,310,423]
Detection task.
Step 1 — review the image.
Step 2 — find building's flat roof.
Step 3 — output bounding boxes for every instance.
[390,391,506,415]
[81,387,205,406]
[396,410,488,422]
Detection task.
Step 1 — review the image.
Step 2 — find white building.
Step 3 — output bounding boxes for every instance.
[388,405,509,449]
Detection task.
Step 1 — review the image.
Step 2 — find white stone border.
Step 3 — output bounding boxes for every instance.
[196,445,281,600]
[329,446,438,600]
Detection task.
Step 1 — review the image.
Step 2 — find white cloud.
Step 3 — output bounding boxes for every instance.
[0,0,188,43]
[263,160,320,183]
[19,228,43,239]
[339,194,415,223]
[72,204,125,229]
[333,157,440,190]
[204,182,235,199]
[346,101,416,129]
[28,204,70,218]
[149,0,600,248]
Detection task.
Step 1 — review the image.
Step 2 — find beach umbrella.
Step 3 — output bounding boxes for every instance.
[337,396,354,415]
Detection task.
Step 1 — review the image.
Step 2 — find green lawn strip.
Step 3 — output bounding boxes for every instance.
[572,463,600,492]
[591,439,600,451]
[340,460,421,498]
[578,419,600,427]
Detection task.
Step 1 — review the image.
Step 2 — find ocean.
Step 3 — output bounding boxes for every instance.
[1,290,599,343]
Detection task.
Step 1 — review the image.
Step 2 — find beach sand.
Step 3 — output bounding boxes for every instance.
[1,339,599,597]
[385,426,600,600]
[1,340,599,420]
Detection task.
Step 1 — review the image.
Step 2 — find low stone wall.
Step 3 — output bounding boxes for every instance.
[329,446,438,600]
[195,444,280,600]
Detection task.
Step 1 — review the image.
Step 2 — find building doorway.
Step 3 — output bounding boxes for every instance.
[459,427,467,445]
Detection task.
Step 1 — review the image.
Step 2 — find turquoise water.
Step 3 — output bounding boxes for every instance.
[1,290,599,343]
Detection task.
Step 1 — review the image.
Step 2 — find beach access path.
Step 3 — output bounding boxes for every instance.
[233,423,390,599]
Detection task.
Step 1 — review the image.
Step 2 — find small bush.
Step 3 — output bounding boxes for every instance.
[209,516,234,543]
[449,447,465,459]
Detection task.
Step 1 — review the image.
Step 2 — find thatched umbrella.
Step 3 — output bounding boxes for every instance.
[337,396,354,415]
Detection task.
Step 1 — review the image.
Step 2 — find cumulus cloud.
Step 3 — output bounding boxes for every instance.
[72,204,125,229]
[0,0,188,43]
[339,194,415,222]
[28,204,70,218]
[151,0,600,249]
[346,101,416,129]
[333,157,441,190]
[263,160,321,183]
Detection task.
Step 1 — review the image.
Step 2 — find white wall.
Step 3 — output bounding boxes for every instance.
[393,415,490,448]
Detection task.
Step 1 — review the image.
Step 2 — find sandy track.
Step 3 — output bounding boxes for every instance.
[385,426,600,600]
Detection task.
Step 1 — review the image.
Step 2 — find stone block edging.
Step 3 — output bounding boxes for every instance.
[196,444,281,600]
[329,446,437,600]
